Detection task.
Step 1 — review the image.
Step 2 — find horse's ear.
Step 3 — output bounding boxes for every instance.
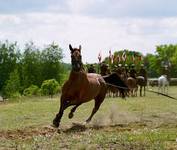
[69,44,73,52]
[79,45,81,51]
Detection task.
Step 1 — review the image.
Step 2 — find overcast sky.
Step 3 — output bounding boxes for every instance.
[0,0,177,63]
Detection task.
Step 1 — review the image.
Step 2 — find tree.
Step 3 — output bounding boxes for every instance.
[156,44,177,77]
[144,54,159,77]
[41,42,64,83]
[0,40,70,96]
[0,41,20,90]
[20,42,42,89]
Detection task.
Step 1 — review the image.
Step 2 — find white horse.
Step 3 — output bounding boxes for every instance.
[158,75,169,95]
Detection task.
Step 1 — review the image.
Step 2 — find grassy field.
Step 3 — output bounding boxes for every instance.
[0,86,177,150]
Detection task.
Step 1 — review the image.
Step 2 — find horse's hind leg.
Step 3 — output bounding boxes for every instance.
[68,103,81,119]
[86,96,105,123]
[158,84,160,95]
[140,86,142,97]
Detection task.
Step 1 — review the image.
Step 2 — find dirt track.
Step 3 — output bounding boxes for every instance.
[0,120,176,140]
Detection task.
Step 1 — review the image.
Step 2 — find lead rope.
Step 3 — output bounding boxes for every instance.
[106,83,177,101]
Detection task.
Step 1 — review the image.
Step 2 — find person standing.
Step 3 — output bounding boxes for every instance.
[129,64,137,78]
[138,64,147,85]
[88,64,96,73]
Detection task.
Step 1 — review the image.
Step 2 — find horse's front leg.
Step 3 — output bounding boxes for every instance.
[166,84,169,95]
[53,96,71,128]
[158,85,160,95]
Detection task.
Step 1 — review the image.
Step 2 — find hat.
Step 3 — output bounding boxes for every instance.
[140,64,144,67]
[118,64,122,67]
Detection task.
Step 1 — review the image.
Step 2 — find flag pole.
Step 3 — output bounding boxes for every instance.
[98,51,102,73]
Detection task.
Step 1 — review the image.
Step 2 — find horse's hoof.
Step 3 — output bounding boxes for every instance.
[68,113,74,119]
[50,124,58,128]
[52,120,59,128]
[82,121,87,126]
[85,119,91,124]
[57,128,61,133]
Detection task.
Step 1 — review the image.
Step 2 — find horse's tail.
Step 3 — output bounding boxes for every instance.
[103,73,129,98]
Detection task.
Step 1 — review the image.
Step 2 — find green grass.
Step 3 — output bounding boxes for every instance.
[0,87,177,149]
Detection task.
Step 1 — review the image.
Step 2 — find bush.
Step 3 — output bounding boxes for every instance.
[23,85,40,96]
[41,79,60,98]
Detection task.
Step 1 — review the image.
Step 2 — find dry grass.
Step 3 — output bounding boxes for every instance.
[0,86,177,149]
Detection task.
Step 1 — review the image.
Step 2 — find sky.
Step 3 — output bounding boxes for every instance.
[0,0,177,63]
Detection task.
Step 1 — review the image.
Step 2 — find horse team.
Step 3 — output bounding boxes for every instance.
[88,62,147,97]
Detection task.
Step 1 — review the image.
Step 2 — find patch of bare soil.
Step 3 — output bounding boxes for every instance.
[0,121,150,140]
[1,111,177,140]
[0,125,57,140]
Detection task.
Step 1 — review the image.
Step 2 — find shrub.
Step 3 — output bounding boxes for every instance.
[41,79,60,98]
[23,85,40,96]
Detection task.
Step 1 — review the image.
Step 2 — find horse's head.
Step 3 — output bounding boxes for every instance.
[69,44,83,72]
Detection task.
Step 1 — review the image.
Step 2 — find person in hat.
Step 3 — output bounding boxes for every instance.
[124,64,129,75]
[138,64,147,84]
[100,62,109,75]
[162,65,170,81]
[112,65,118,73]
[129,64,137,78]
[121,65,128,81]
[116,63,122,76]
[88,64,96,73]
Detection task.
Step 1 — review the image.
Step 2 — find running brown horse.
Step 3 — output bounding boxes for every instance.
[53,44,127,127]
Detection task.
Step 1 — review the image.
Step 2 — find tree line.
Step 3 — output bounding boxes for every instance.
[1,40,177,98]
[0,41,70,98]
[87,44,177,78]
[144,44,177,78]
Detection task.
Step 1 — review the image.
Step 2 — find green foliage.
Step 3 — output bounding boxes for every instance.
[1,40,177,96]
[0,41,20,90]
[144,54,160,77]
[41,79,60,97]
[0,40,69,97]
[23,85,40,96]
[103,50,144,70]
[3,69,21,98]
[41,43,64,83]
[102,45,177,78]
[20,42,42,89]
[155,44,177,77]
